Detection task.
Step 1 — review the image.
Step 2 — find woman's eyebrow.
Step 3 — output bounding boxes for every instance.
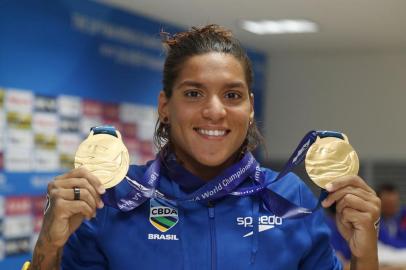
[176,80,247,89]
[224,81,246,89]
[177,80,206,89]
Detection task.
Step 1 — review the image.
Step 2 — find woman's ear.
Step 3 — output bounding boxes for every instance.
[249,93,255,121]
[158,91,169,122]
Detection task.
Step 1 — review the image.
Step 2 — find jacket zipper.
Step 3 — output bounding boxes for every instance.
[208,202,216,270]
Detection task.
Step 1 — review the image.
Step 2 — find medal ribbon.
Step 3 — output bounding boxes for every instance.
[102,129,345,218]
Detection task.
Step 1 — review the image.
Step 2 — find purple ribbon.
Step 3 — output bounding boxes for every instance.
[102,130,344,218]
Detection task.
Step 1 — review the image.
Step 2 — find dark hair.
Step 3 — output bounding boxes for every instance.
[154,24,264,154]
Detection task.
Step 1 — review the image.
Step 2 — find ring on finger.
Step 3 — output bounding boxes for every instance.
[73,187,80,200]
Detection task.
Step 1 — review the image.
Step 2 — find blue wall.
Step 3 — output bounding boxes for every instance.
[0,0,266,268]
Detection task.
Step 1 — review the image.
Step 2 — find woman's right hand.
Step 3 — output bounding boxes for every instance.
[39,167,106,248]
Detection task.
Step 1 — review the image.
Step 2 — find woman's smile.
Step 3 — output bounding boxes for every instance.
[194,127,230,139]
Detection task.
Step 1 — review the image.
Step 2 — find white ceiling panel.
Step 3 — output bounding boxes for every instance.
[97,0,406,53]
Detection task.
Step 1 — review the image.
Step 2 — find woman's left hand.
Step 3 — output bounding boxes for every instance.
[321,175,381,258]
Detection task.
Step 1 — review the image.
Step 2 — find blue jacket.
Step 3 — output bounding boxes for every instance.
[325,214,351,261]
[62,164,342,270]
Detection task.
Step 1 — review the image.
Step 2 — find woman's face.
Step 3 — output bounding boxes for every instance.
[159,52,254,179]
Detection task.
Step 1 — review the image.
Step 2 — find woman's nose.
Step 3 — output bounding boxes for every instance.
[202,95,226,122]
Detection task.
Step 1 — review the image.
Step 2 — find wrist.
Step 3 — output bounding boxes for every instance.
[350,254,378,270]
[34,234,63,255]
[31,235,63,270]
[350,238,378,270]
[29,226,65,270]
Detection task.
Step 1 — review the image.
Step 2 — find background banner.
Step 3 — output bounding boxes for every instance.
[0,0,266,268]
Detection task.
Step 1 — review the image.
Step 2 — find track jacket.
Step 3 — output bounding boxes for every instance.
[62,163,342,270]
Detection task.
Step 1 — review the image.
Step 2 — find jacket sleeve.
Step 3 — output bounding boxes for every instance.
[299,207,343,269]
[296,177,343,270]
[326,216,352,260]
[61,212,108,270]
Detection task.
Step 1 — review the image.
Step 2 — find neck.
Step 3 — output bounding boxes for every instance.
[175,152,240,181]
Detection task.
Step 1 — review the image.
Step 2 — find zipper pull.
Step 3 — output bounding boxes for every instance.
[208,201,215,218]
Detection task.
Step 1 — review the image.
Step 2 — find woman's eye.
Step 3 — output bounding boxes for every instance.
[225,92,242,99]
[185,90,201,98]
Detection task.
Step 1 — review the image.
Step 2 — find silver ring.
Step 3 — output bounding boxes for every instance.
[73,187,80,200]
[374,217,381,231]
[44,194,51,214]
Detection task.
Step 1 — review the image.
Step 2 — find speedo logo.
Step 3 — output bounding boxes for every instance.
[237,215,283,237]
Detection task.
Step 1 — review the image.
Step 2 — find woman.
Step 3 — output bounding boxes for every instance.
[28,25,380,270]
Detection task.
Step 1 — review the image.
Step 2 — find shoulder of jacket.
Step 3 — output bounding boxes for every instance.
[261,167,303,187]
[128,163,148,178]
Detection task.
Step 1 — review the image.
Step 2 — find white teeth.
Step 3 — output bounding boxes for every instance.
[197,129,226,137]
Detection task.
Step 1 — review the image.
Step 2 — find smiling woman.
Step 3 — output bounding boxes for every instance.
[158,52,254,180]
[28,24,380,270]
[154,25,262,181]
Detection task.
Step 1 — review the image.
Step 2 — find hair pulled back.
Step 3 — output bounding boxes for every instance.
[154,24,263,154]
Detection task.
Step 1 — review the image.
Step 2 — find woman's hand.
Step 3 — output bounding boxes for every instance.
[321,175,381,263]
[41,167,106,248]
[31,168,105,269]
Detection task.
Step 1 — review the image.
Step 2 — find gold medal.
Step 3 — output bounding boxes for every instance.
[305,134,359,188]
[74,129,130,189]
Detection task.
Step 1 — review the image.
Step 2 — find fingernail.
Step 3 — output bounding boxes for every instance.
[98,187,106,194]
[321,199,328,207]
[325,183,333,192]
[98,200,104,208]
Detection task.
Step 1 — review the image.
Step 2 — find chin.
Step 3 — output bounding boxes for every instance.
[195,152,236,168]
[199,158,225,167]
